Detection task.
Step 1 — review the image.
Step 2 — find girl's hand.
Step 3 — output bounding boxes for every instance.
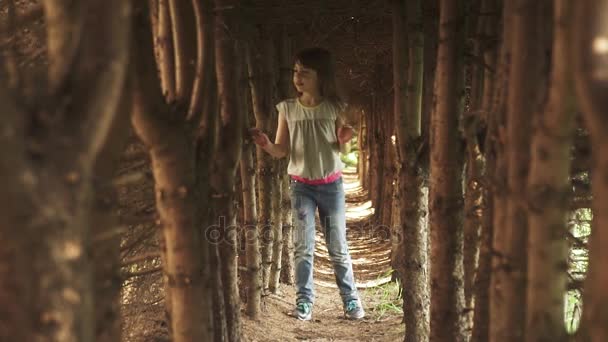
[249,128,270,147]
[337,125,354,144]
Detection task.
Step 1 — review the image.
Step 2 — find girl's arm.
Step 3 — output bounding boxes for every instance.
[336,115,354,154]
[253,111,289,158]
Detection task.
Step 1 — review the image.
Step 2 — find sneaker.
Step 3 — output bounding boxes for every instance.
[344,299,365,320]
[293,302,313,321]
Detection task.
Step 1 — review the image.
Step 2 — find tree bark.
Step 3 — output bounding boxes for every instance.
[212,1,244,339]
[131,2,211,340]
[498,0,545,339]
[392,1,430,340]
[572,1,608,341]
[471,1,500,341]
[488,1,514,340]
[280,166,295,285]
[0,0,131,340]
[240,100,262,319]
[246,35,278,294]
[525,1,574,341]
[462,1,489,326]
[430,0,466,341]
[269,173,284,293]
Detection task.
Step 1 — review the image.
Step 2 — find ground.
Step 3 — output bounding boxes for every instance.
[241,283,404,342]
[241,168,404,341]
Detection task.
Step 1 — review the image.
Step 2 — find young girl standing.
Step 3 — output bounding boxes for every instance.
[251,47,365,321]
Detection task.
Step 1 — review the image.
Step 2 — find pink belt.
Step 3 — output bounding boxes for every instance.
[290,171,342,185]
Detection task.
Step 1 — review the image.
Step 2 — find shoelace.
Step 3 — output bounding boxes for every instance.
[297,303,311,313]
[345,300,358,312]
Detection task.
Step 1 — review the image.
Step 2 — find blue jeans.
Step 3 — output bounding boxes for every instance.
[290,177,359,305]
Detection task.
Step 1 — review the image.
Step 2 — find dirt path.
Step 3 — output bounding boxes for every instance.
[242,168,403,341]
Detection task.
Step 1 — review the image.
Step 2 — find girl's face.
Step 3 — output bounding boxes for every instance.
[293,63,320,95]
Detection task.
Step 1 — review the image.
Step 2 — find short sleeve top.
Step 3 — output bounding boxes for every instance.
[276,98,345,180]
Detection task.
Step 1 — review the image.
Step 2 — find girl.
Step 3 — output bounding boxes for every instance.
[250,47,365,321]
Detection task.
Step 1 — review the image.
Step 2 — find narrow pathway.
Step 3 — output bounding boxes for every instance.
[242,167,402,341]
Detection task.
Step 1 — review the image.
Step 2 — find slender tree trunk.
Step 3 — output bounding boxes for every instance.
[525,1,574,341]
[371,95,385,220]
[269,173,284,293]
[430,0,466,341]
[488,0,515,340]
[213,2,244,339]
[240,104,262,319]
[382,111,395,227]
[497,0,544,339]
[358,110,369,189]
[421,0,439,157]
[92,84,134,342]
[156,0,176,101]
[463,123,484,332]
[462,1,489,326]
[392,1,429,340]
[280,167,295,285]
[573,1,608,341]
[246,36,277,293]
[471,2,500,341]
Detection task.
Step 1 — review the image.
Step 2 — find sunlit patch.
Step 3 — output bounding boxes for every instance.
[63,287,81,304]
[63,241,82,260]
[346,200,374,220]
[593,36,608,54]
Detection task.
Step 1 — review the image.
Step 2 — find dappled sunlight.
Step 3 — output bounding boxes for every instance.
[345,200,374,220]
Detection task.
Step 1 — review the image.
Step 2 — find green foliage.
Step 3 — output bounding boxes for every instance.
[340,135,359,167]
[565,208,592,333]
[369,270,403,321]
[340,150,358,167]
[565,290,583,334]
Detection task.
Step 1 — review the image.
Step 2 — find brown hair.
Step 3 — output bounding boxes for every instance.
[294,47,343,109]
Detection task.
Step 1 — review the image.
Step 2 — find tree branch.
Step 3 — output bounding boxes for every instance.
[156,0,176,101]
[1,0,20,90]
[41,0,86,93]
[168,0,196,106]
[131,0,174,147]
[187,0,215,128]
[73,0,132,174]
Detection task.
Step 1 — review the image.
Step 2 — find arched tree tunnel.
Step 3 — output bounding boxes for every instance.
[0,0,606,341]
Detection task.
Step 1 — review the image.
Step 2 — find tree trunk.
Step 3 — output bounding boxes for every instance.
[421,0,439,159]
[392,0,430,340]
[371,94,385,221]
[280,167,295,285]
[131,1,211,339]
[240,104,262,319]
[358,110,369,190]
[212,2,244,339]
[0,0,131,340]
[382,111,395,226]
[430,0,466,341]
[471,1,500,341]
[572,1,608,341]
[269,171,284,293]
[488,0,514,340]
[462,0,490,326]
[525,1,574,341]
[246,36,277,294]
[498,0,544,339]
[92,84,134,342]
[463,122,484,333]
